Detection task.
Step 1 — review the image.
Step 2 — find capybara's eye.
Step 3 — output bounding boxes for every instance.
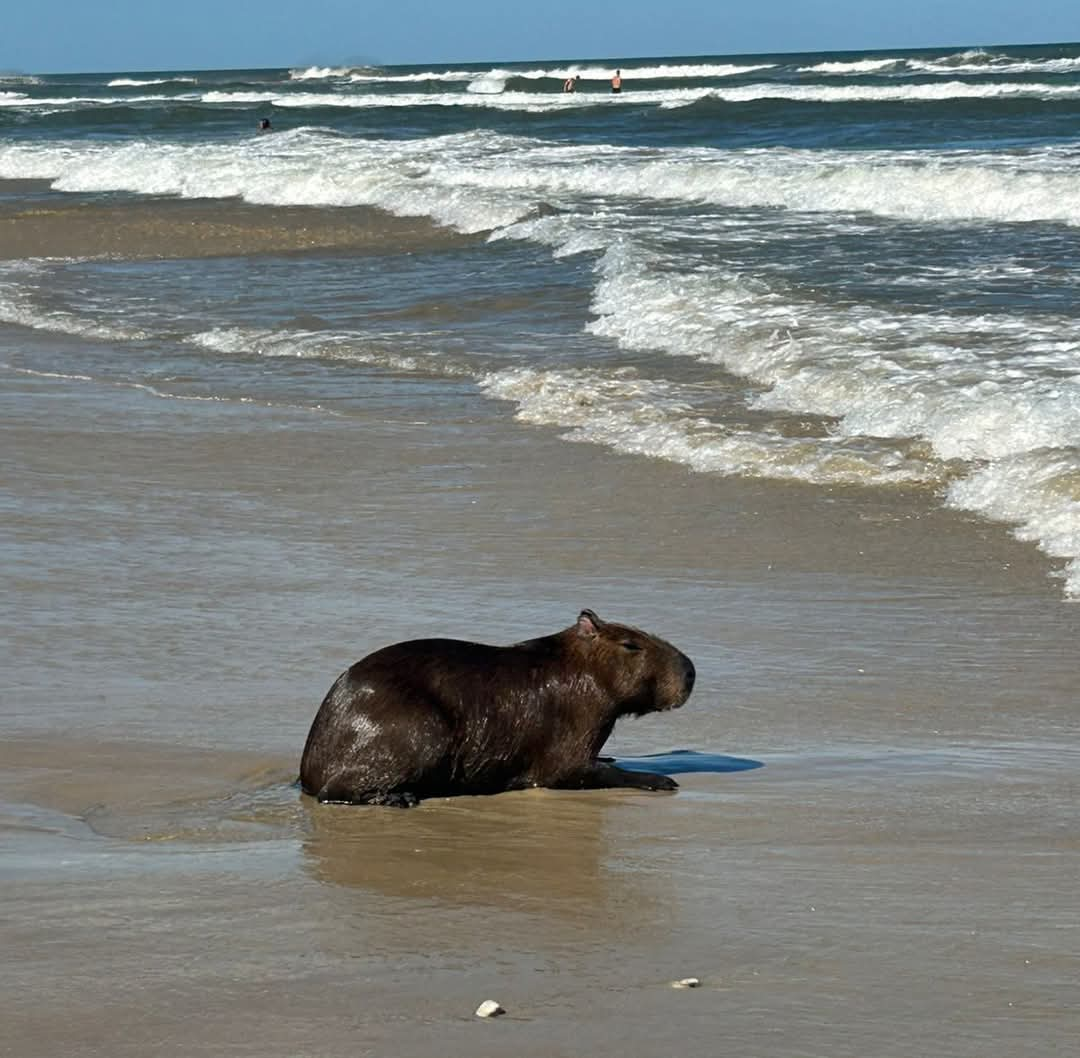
[621,640,643,652]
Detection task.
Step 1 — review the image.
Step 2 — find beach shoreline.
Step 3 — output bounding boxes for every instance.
[4,41,1080,1057]
[5,302,1079,1058]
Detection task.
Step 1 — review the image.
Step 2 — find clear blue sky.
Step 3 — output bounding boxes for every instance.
[2,0,1076,74]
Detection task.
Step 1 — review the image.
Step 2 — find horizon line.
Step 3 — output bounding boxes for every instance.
[6,37,1079,79]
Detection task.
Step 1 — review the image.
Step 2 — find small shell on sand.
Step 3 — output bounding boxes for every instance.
[475,1000,506,1018]
[672,977,701,989]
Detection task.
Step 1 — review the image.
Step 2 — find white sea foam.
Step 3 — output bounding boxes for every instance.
[948,454,1080,596]
[583,243,1080,594]
[289,66,357,80]
[475,142,1080,227]
[802,50,1080,77]
[4,134,1080,235]
[478,366,936,486]
[357,70,475,83]
[107,77,197,87]
[799,59,904,74]
[466,72,509,95]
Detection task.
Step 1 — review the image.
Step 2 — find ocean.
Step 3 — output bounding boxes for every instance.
[2,43,1079,1058]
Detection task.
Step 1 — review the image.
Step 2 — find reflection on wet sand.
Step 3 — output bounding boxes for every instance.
[302,787,658,921]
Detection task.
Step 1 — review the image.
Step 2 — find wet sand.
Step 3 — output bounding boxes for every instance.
[3,303,1079,1056]
[0,183,473,259]
[2,736,1078,1058]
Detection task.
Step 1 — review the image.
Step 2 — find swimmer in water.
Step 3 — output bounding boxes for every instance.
[611,70,622,93]
[563,74,580,93]
[258,118,272,131]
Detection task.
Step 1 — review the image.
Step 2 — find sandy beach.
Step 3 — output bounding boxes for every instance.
[4,345,1079,1057]
[0,186,472,259]
[4,44,1080,1058]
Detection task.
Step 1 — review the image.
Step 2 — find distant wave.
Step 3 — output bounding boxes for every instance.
[293,51,1080,88]
[464,62,775,94]
[290,60,777,94]
[107,76,198,87]
[660,80,1080,107]
[190,80,1080,113]
[800,50,1080,77]
[911,55,1080,76]
[470,61,775,81]
[799,58,905,74]
[351,61,776,87]
[289,65,385,80]
[0,92,199,109]
[8,78,1078,115]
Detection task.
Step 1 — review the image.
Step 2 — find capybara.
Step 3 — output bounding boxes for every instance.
[299,609,696,807]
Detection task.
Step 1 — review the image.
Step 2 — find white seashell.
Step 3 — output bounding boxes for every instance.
[672,977,701,989]
[475,1000,506,1018]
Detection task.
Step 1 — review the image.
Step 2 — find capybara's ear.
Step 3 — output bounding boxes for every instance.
[577,610,602,636]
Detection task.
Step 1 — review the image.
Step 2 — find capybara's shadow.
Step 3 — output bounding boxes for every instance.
[614,750,764,775]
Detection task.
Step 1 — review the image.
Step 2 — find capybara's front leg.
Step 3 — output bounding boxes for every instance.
[555,761,678,792]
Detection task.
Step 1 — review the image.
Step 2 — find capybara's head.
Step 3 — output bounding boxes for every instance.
[568,609,695,717]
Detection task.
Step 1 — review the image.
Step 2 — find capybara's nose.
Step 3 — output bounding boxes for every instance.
[683,657,696,695]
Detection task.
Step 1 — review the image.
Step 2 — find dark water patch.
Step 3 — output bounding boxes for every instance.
[644,95,1080,150]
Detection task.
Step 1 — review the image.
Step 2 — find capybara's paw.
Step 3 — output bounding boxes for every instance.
[639,772,679,792]
[373,791,419,808]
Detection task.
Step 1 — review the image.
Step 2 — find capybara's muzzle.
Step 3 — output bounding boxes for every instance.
[678,655,696,704]
[682,656,696,698]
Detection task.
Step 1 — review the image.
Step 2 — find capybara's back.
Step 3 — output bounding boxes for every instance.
[299,609,695,806]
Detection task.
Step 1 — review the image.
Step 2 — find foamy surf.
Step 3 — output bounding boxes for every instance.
[4,134,1080,233]
[5,42,1080,598]
[581,245,1080,595]
[478,365,939,487]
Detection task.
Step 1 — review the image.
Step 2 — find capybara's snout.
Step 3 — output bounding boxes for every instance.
[670,652,695,708]
[682,655,696,699]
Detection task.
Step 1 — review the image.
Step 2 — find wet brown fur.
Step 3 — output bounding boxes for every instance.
[299,610,696,807]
